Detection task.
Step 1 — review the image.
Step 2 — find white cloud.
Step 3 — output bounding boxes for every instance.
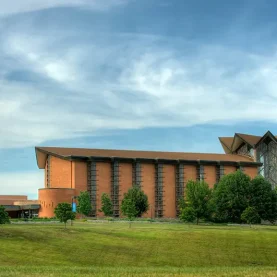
[1,19,277,149]
[0,171,43,199]
[0,0,128,16]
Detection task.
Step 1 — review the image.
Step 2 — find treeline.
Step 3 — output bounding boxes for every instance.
[179,170,277,225]
[3,171,276,227]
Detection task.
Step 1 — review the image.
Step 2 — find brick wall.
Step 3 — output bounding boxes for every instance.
[38,188,75,218]
[96,162,111,217]
[204,165,217,188]
[141,164,155,218]
[243,167,258,179]
[47,156,72,189]
[39,156,260,218]
[163,165,176,218]
[224,165,237,175]
[73,161,87,193]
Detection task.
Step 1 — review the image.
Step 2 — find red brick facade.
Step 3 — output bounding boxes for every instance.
[38,154,260,218]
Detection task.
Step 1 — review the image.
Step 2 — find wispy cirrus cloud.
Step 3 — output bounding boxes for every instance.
[0,0,129,16]
[1,0,277,198]
[1,30,277,148]
[1,3,277,149]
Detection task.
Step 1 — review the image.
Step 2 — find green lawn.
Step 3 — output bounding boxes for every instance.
[1,222,277,276]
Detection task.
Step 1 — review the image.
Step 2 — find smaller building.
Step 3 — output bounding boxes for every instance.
[0,195,40,218]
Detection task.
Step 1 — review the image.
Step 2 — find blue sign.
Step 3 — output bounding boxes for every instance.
[72,202,77,212]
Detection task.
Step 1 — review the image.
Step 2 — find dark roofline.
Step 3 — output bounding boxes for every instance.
[70,155,262,166]
[254,130,277,148]
[218,137,233,152]
[35,147,261,168]
[235,133,254,147]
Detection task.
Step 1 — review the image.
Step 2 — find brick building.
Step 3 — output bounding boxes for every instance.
[35,131,277,218]
[0,195,40,218]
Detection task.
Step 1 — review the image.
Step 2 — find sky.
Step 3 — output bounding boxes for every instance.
[1,0,277,199]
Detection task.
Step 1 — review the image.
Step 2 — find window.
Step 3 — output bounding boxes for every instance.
[216,165,224,183]
[198,165,205,181]
[259,155,265,177]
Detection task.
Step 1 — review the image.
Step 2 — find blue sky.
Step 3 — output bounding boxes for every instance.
[1,0,277,198]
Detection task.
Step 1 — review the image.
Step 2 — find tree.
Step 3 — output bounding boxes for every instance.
[121,186,149,218]
[54,203,76,229]
[249,176,277,224]
[213,170,250,223]
[178,197,186,211]
[121,198,137,228]
[77,191,92,217]
[0,206,10,224]
[99,193,113,217]
[241,207,260,226]
[185,180,212,224]
[179,207,196,224]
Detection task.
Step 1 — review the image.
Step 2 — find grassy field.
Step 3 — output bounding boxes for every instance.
[1,222,277,276]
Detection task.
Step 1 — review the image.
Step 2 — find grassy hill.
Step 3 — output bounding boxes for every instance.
[1,222,277,276]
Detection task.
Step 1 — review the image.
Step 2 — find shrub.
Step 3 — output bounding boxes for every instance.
[241,207,261,226]
[121,186,149,218]
[77,191,92,217]
[54,203,76,229]
[213,170,250,223]
[121,186,149,227]
[0,206,10,224]
[99,193,113,217]
[179,207,196,223]
[249,176,277,224]
[185,180,212,224]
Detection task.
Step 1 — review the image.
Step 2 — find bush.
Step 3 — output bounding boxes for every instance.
[121,186,149,227]
[249,176,277,224]
[241,207,261,225]
[121,186,149,218]
[213,170,250,223]
[99,193,113,217]
[179,207,196,223]
[0,206,10,225]
[77,191,92,217]
[54,203,76,229]
[185,180,213,224]
[213,171,277,224]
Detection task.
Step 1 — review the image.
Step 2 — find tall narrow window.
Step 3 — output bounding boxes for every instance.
[87,161,97,217]
[155,164,163,218]
[111,161,120,217]
[46,156,51,188]
[199,165,205,181]
[132,162,142,187]
[216,165,224,183]
[259,155,265,177]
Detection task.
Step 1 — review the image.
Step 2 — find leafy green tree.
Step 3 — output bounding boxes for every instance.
[249,176,277,224]
[77,191,92,217]
[179,207,196,223]
[54,203,76,229]
[0,205,10,224]
[241,207,260,226]
[99,193,113,217]
[185,180,212,224]
[121,186,149,218]
[178,197,186,211]
[213,170,250,223]
[121,198,137,228]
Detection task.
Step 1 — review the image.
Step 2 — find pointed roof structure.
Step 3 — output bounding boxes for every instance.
[235,133,261,147]
[218,137,233,153]
[219,131,277,153]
